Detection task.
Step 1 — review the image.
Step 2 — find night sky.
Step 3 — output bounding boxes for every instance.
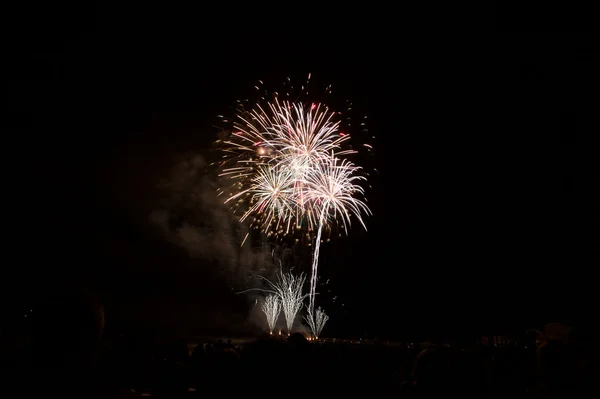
[5,7,596,340]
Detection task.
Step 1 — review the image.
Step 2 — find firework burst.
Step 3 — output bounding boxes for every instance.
[218,75,372,315]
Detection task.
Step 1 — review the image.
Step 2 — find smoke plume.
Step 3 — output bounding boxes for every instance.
[149,153,274,289]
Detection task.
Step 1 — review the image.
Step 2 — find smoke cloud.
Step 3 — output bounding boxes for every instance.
[148,152,317,335]
[149,153,274,289]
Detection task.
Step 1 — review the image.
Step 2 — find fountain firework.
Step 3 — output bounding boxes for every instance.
[304,306,329,339]
[261,294,281,334]
[241,267,308,335]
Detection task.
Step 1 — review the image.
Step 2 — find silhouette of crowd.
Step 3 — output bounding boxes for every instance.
[1,290,596,399]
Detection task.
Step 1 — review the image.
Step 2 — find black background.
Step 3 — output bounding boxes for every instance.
[4,5,597,340]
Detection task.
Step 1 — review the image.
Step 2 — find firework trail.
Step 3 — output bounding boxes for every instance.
[261,294,281,334]
[218,75,372,315]
[299,156,371,311]
[304,306,329,339]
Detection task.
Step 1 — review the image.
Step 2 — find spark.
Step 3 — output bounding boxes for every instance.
[241,232,250,247]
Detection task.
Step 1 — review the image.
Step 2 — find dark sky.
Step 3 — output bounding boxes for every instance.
[5,6,597,340]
